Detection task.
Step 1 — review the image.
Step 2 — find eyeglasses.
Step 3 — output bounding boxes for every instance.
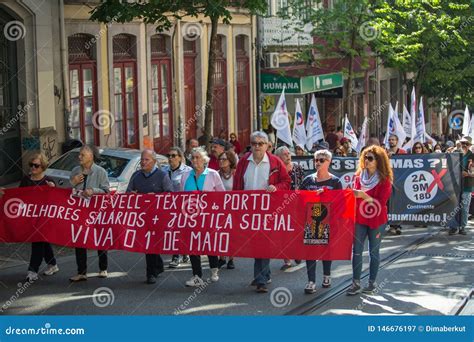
[364,156,375,162]
[29,163,41,169]
[167,154,179,159]
[251,141,266,147]
[315,158,327,164]
[219,157,228,161]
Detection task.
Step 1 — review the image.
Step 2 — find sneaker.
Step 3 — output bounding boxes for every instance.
[210,268,219,282]
[362,281,377,294]
[459,228,467,235]
[227,259,235,269]
[217,259,226,269]
[322,275,331,288]
[43,264,59,276]
[346,281,362,296]
[186,275,205,287]
[304,281,317,294]
[69,274,87,282]
[182,255,190,263]
[395,227,402,235]
[146,276,157,284]
[256,285,268,293]
[169,256,180,268]
[280,263,292,271]
[449,228,459,235]
[98,270,108,278]
[387,226,397,235]
[26,271,38,282]
[295,260,302,265]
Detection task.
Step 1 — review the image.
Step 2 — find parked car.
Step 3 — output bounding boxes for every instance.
[45,148,168,193]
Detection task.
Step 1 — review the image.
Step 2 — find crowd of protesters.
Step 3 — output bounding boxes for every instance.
[1,126,471,297]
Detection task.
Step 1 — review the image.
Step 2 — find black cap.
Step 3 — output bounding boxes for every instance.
[210,138,227,147]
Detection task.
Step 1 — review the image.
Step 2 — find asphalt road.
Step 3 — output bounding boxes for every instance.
[0,225,472,316]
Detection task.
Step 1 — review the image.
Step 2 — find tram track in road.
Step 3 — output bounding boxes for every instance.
[285,230,440,316]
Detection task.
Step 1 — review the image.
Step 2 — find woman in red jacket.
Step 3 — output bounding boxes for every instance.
[347,145,393,295]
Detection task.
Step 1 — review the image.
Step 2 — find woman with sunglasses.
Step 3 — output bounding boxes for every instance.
[411,141,427,154]
[163,147,192,269]
[180,147,225,287]
[217,150,238,269]
[301,149,342,294]
[21,153,58,281]
[347,145,393,295]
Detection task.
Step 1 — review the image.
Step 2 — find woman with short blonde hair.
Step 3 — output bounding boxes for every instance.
[19,152,58,281]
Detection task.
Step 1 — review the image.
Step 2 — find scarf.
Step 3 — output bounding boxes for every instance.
[360,169,380,191]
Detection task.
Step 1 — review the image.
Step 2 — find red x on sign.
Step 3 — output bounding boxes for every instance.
[427,169,447,194]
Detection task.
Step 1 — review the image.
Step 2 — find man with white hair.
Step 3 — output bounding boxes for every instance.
[233,131,291,293]
[127,149,173,284]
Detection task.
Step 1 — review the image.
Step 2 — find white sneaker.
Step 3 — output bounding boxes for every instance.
[43,264,59,276]
[186,275,205,287]
[210,268,219,282]
[304,281,316,294]
[26,271,38,282]
[98,270,108,278]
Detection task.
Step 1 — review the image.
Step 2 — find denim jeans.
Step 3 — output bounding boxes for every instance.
[306,260,332,283]
[461,192,472,229]
[254,258,271,285]
[352,223,385,282]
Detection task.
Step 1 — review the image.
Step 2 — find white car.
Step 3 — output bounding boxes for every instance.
[45,148,168,193]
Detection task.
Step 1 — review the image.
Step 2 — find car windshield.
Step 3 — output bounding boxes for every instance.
[49,151,130,178]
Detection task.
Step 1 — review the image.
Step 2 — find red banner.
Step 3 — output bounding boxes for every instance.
[0,187,355,260]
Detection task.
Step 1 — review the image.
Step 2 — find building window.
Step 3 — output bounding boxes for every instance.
[151,34,173,153]
[113,34,138,148]
[68,33,98,145]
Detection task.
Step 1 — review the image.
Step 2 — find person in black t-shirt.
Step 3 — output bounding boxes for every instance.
[300,149,342,294]
[18,153,58,282]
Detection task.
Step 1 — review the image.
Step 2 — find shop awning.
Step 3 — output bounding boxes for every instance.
[260,72,343,95]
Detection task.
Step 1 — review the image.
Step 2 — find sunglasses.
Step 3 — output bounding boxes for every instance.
[315,158,327,164]
[167,154,179,159]
[29,163,41,169]
[251,142,266,147]
[364,156,375,162]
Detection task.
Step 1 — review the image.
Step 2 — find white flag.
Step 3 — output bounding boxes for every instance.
[466,106,474,140]
[384,102,407,149]
[424,132,436,146]
[463,104,471,137]
[415,96,426,143]
[305,94,324,150]
[402,104,411,137]
[356,115,368,153]
[383,104,395,148]
[343,114,358,150]
[404,87,417,149]
[292,99,307,147]
[392,102,407,148]
[271,88,293,146]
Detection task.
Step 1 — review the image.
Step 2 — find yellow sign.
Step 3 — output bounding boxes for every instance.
[262,96,275,113]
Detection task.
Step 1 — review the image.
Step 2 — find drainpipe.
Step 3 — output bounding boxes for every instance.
[59,0,71,140]
[255,14,262,131]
